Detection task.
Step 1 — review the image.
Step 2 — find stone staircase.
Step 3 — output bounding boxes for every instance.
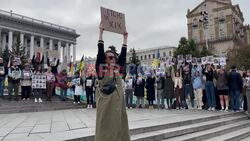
[69,112,250,141]
[0,96,84,114]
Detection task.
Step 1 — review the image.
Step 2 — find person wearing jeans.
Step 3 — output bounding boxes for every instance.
[192,69,203,109]
[125,75,134,109]
[182,63,194,109]
[228,66,243,112]
[203,65,216,111]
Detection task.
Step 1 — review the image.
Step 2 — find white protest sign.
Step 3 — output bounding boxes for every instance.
[213,57,220,66]
[34,47,43,56]
[197,58,202,65]
[186,54,192,63]
[101,7,126,34]
[220,57,226,66]
[177,55,184,64]
[48,50,60,59]
[201,57,207,65]
[32,74,47,89]
[207,56,213,64]
[192,57,197,65]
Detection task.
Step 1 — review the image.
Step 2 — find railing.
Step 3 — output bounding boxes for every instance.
[0,9,76,33]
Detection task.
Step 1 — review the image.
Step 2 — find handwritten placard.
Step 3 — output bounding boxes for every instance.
[101,7,126,34]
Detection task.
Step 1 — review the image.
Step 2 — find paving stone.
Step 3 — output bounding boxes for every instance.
[11,126,33,134]
[3,133,29,140]
[30,124,51,134]
[51,122,69,133]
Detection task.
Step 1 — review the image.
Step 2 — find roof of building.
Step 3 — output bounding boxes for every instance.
[130,46,176,53]
[0,9,78,35]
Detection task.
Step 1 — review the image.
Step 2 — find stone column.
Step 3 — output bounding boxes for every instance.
[2,34,7,51]
[8,31,13,51]
[30,35,34,59]
[73,44,76,64]
[40,37,44,64]
[20,33,24,46]
[58,41,62,61]
[66,42,70,63]
[0,29,2,51]
[40,37,44,51]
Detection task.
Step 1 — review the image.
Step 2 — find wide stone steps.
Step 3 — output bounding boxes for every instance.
[63,111,250,141]
[205,126,250,141]
[163,119,250,141]
[0,97,85,114]
[131,114,247,141]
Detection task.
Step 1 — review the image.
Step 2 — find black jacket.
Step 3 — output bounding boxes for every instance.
[228,70,243,91]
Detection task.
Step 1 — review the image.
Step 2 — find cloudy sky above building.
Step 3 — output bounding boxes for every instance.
[0,0,249,60]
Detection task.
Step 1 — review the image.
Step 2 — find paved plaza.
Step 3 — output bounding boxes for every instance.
[0,108,241,141]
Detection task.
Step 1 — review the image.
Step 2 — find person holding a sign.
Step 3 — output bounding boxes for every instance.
[95,22,130,141]
[21,63,32,100]
[202,65,216,111]
[32,66,45,103]
[85,73,95,108]
[8,59,22,101]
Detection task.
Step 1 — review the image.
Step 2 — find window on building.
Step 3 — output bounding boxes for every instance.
[144,55,147,60]
[153,54,155,59]
[141,56,143,60]
[148,54,151,59]
[219,22,226,39]
[163,52,166,57]
[169,51,172,56]
[192,18,198,29]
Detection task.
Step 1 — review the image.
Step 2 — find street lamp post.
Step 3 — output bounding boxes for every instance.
[200,11,209,50]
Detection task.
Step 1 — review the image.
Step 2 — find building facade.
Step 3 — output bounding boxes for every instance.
[187,0,249,56]
[0,9,79,64]
[126,46,176,65]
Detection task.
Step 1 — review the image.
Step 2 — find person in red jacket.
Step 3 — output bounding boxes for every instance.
[56,69,68,101]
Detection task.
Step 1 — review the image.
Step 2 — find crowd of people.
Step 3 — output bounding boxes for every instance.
[124,63,250,118]
[0,55,96,108]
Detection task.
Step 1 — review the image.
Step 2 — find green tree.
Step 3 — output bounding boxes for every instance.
[227,45,250,70]
[126,48,140,76]
[9,38,28,66]
[174,37,214,58]
[0,47,10,67]
[199,46,213,57]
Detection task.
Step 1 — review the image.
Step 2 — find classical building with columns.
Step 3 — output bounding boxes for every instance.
[126,46,176,65]
[187,0,249,56]
[0,9,79,65]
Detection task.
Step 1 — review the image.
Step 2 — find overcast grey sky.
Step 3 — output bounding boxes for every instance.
[0,0,249,60]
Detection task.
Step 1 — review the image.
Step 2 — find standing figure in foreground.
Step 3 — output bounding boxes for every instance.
[163,69,174,109]
[146,72,156,109]
[95,23,130,141]
[215,68,229,111]
[8,59,22,101]
[228,66,243,112]
[203,65,216,111]
[134,73,145,108]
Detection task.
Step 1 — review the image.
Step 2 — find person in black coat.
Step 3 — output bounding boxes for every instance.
[134,74,145,108]
[85,74,95,108]
[146,74,155,109]
[228,65,243,111]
